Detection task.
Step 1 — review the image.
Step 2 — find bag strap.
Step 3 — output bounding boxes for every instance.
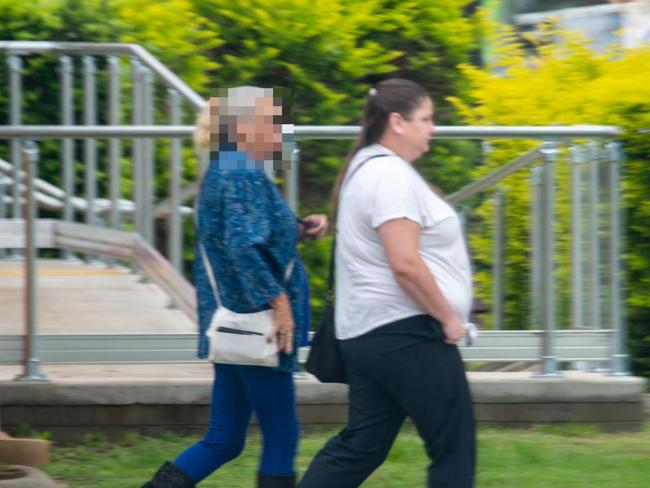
[199,242,296,309]
[326,153,389,300]
[199,243,224,308]
[325,238,336,304]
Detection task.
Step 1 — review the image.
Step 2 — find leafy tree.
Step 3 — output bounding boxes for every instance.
[114,0,221,93]
[190,0,478,198]
[187,0,478,314]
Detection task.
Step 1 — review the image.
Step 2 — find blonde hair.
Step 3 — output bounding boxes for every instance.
[194,103,211,155]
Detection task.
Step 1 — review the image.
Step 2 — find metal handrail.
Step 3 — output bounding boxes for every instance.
[294,125,621,140]
[0,42,205,110]
[0,125,622,140]
[0,40,628,376]
[447,147,544,205]
[0,157,193,217]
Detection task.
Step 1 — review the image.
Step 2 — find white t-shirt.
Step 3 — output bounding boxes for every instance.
[335,143,473,340]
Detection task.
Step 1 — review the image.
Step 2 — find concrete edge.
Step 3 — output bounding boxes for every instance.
[1,373,645,406]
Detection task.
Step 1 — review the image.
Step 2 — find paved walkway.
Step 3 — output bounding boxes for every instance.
[0,258,195,334]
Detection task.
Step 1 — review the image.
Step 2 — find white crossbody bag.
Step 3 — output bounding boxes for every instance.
[199,243,295,367]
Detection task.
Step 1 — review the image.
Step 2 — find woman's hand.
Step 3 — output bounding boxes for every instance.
[378,218,467,346]
[441,316,465,345]
[268,292,295,353]
[301,214,329,239]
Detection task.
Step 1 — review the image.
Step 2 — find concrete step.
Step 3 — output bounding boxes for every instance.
[1,364,646,443]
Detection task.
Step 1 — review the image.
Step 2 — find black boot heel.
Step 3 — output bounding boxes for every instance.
[141,461,195,488]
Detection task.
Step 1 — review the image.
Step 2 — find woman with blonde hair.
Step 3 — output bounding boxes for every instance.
[142,87,328,488]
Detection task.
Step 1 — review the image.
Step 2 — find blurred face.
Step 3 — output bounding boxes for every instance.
[399,97,436,162]
[236,96,283,159]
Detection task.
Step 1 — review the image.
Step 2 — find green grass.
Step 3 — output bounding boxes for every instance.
[43,423,650,487]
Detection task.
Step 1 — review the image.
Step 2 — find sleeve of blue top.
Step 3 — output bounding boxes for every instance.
[220,174,284,308]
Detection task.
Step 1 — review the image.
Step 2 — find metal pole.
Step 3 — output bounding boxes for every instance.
[0,176,5,218]
[570,145,584,328]
[587,141,601,330]
[0,125,624,141]
[59,55,76,261]
[606,141,628,375]
[167,89,182,272]
[143,67,155,245]
[83,56,97,228]
[0,177,5,259]
[530,166,543,332]
[15,141,47,381]
[8,54,23,259]
[83,56,100,264]
[131,58,144,238]
[492,188,505,330]
[107,56,121,231]
[292,125,622,140]
[458,205,470,237]
[285,144,300,213]
[538,141,560,376]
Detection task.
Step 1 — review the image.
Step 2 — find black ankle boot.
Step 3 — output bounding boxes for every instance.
[257,473,296,488]
[141,461,195,488]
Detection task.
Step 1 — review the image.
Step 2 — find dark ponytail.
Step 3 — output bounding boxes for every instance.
[331,79,429,219]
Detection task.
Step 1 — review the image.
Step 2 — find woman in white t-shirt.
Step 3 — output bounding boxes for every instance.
[299,79,476,488]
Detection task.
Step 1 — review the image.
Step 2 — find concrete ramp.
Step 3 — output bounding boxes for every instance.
[0,258,195,335]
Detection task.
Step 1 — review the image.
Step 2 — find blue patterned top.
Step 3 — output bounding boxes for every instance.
[193,151,306,372]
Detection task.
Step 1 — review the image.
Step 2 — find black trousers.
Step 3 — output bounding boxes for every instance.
[298,315,475,488]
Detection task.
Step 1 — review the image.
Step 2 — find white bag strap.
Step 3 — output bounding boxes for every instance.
[199,242,296,308]
[195,175,296,308]
[199,242,223,308]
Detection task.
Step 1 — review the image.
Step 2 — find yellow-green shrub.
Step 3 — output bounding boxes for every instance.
[451,21,650,377]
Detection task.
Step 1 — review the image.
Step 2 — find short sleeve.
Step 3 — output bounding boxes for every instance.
[369,162,424,229]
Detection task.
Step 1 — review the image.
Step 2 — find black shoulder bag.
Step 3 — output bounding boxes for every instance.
[305,237,344,383]
[305,154,388,384]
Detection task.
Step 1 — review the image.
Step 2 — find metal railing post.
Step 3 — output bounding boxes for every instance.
[458,205,469,237]
[0,176,5,259]
[167,89,182,272]
[284,143,300,213]
[587,141,602,330]
[107,56,122,232]
[530,166,544,334]
[8,54,24,259]
[131,58,144,238]
[0,176,5,219]
[82,56,98,227]
[15,141,48,381]
[83,56,101,263]
[492,188,505,330]
[143,67,155,245]
[59,55,76,260]
[570,145,585,329]
[538,141,560,376]
[606,141,628,375]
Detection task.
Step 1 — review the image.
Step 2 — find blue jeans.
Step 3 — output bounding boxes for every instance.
[174,363,299,483]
